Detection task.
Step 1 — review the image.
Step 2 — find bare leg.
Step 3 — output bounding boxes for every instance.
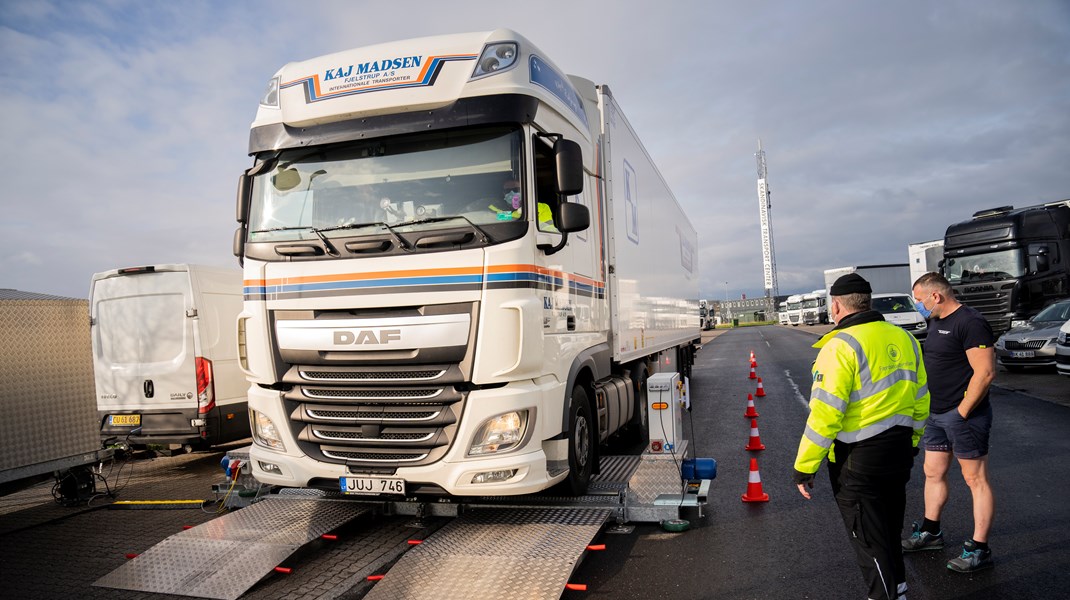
[957,455,994,543]
[923,450,952,522]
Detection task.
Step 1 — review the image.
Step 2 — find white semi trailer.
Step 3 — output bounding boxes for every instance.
[823,264,911,297]
[908,240,944,287]
[233,30,700,497]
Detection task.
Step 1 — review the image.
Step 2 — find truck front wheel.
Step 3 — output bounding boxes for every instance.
[566,385,593,495]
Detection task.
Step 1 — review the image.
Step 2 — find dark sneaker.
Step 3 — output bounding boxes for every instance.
[902,521,945,552]
[947,541,993,573]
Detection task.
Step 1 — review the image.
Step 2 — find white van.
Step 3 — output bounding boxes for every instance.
[871,293,928,339]
[91,264,247,450]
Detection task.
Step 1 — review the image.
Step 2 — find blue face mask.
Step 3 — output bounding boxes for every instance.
[915,300,932,319]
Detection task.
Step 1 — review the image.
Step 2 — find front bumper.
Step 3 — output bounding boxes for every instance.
[246,381,570,496]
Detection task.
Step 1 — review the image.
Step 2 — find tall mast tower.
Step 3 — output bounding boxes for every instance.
[756,139,779,309]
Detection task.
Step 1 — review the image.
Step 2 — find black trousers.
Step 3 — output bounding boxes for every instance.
[828,431,913,600]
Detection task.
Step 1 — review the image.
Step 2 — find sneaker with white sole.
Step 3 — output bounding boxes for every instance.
[902,521,944,552]
[947,540,993,573]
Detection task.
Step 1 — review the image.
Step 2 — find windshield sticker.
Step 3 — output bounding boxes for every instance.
[281,53,478,103]
[529,55,588,128]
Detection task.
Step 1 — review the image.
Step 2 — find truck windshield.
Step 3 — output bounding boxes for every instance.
[248,127,523,242]
[943,249,1025,284]
[803,299,818,308]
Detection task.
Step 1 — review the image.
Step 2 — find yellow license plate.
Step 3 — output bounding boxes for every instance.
[110,414,141,426]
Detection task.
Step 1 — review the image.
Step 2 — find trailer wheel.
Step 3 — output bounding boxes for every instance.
[566,385,593,495]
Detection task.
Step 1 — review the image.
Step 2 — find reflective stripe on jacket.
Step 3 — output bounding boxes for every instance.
[794,317,930,475]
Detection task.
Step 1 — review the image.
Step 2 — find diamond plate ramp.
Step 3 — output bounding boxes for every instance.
[93,497,369,599]
[364,507,611,600]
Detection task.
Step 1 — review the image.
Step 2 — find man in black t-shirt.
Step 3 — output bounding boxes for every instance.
[902,273,997,573]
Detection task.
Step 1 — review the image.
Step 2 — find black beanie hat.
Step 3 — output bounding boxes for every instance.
[830,273,872,296]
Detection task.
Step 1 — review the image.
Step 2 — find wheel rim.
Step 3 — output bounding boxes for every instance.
[574,414,590,468]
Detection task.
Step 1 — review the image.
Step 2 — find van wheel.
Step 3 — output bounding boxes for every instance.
[566,385,593,496]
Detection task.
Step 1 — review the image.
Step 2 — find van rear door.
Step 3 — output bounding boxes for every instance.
[92,268,197,418]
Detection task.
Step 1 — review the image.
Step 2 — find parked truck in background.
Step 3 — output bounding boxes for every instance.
[908,240,944,287]
[232,30,700,498]
[941,201,1070,335]
[801,289,828,325]
[699,300,714,330]
[823,265,910,297]
[91,264,248,451]
[785,294,804,326]
[777,302,790,326]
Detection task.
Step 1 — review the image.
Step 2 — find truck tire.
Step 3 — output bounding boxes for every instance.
[566,385,593,495]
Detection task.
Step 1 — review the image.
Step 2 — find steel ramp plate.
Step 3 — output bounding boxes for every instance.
[364,507,611,600]
[93,497,369,600]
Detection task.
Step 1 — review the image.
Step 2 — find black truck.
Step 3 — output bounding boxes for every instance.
[942,200,1070,335]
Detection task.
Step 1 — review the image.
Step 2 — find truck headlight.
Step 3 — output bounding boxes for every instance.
[250,410,285,451]
[1059,331,1068,344]
[469,410,528,456]
[471,42,518,79]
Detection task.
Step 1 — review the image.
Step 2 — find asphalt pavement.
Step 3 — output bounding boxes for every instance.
[2,325,1068,599]
[571,325,1070,599]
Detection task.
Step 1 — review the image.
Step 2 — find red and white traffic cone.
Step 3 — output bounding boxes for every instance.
[741,457,770,503]
[751,358,758,369]
[744,393,759,418]
[749,364,757,380]
[744,418,765,451]
[755,377,766,398]
[749,350,756,362]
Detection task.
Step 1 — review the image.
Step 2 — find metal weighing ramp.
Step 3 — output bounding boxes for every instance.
[92,497,370,600]
[363,507,611,600]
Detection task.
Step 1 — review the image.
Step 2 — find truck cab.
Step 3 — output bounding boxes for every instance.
[943,201,1070,335]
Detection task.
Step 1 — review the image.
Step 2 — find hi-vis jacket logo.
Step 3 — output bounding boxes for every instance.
[281,53,478,104]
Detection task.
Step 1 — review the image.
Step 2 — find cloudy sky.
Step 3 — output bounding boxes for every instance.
[2,0,1068,301]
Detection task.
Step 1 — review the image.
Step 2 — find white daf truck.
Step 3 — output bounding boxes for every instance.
[233,30,700,497]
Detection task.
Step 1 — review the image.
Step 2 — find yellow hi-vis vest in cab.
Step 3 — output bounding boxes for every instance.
[794,320,930,475]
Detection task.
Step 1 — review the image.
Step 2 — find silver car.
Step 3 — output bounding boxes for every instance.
[995,298,1070,372]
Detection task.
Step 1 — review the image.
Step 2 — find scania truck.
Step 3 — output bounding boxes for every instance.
[942,201,1070,335]
[233,30,700,498]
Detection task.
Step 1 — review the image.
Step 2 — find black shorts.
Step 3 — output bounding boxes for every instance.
[923,403,992,459]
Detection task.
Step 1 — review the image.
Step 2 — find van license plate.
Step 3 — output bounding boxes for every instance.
[340,477,405,496]
[1010,350,1035,358]
[109,414,141,426]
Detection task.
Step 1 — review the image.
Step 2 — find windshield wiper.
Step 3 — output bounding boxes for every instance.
[314,221,411,251]
[392,216,490,244]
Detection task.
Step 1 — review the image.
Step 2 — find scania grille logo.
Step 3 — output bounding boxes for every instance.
[964,285,994,294]
[334,329,401,345]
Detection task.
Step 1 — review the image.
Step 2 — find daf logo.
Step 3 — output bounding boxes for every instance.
[334,329,402,345]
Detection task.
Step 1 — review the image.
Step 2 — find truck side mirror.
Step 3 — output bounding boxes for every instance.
[1035,246,1050,272]
[556,202,590,234]
[233,226,246,264]
[554,139,584,196]
[236,174,251,223]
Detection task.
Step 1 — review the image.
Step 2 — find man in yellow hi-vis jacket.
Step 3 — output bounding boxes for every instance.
[794,273,930,600]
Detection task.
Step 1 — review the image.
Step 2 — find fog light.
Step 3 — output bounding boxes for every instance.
[258,461,283,475]
[471,469,518,484]
[250,410,286,451]
[469,410,527,456]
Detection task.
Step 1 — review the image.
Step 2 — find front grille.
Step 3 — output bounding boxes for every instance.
[1004,339,1047,350]
[301,369,446,382]
[322,450,428,462]
[304,388,442,400]
[307,408,441,421]
[291,367,464,468]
